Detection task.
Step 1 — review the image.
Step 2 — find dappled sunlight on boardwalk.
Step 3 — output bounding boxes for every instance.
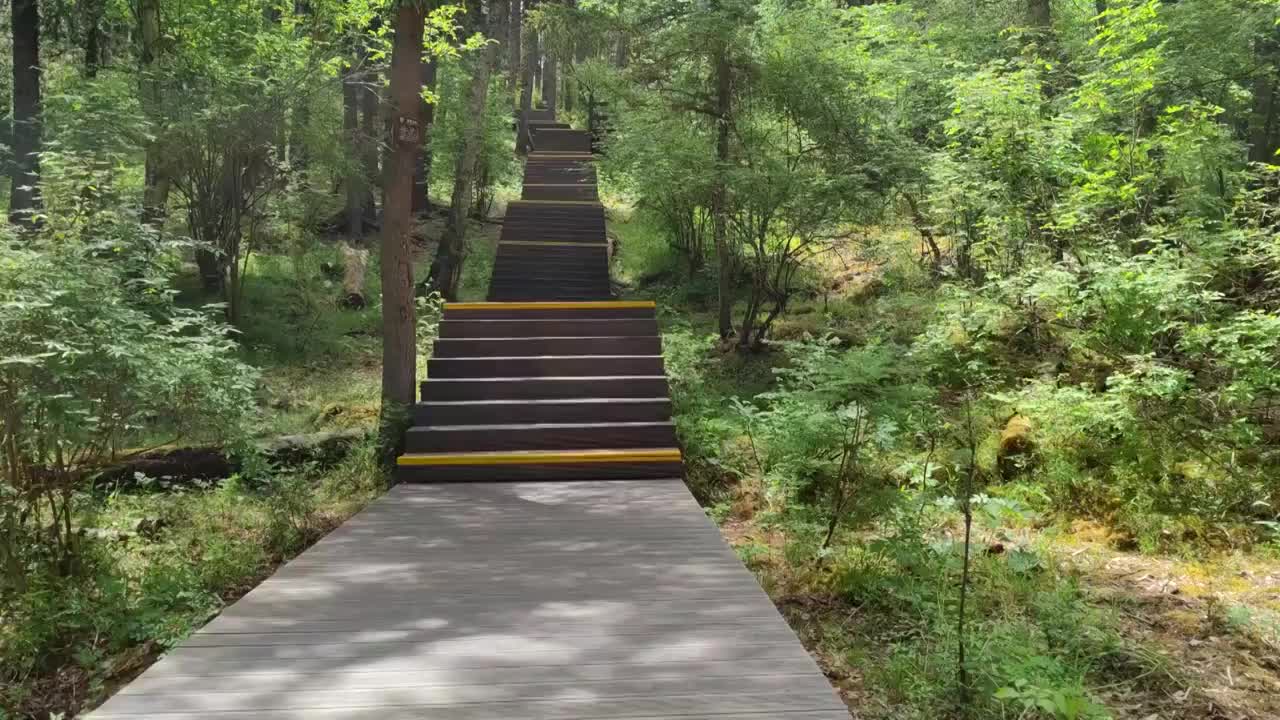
[89,481,847,719]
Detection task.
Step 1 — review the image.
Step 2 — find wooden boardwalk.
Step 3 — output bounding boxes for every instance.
[91,481,847,718]
[88,110,847,719]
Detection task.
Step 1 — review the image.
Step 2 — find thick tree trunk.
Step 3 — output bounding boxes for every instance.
[413,59,439,214]
[84,0,104,78]
[140,0,169,226]
[339,242,369,309]
[435,1,502,301]
[1250,28,1280,164]
[9,0,42,226]
[1028,0,1052,31]
[712,45,733,341]
[508,0,522,96]
[378,4,425,469]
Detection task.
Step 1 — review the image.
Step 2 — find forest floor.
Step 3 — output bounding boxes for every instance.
[602,203,1280,720]
[717,512,1280,720]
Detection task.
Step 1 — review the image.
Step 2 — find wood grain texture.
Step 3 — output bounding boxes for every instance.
[89,481,848,719]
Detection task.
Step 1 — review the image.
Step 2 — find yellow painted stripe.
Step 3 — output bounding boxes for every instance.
[397,448,682,466]
[523,183,598,187]
[528,153,594,159]
[445,300,655,311]
[498,240,608,247]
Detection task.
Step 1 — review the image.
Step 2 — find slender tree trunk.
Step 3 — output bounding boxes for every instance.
[140,0,169,226]
[344,59,363,240]
[435,1,502,301]
[413,58,439,214]
[518,0,539,153]
[360,27,381,227]
[377,4,425,469]
[543,53,558,112]
[508,0,522,96]
[711,45,733,340]
[342,57,367,309]
[9,0,42,226]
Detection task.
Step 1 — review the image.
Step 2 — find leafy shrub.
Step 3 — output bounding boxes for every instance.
[0,236,257,590]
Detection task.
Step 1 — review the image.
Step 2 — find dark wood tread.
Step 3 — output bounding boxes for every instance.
[420,375,670,401]
[405,421,678,452]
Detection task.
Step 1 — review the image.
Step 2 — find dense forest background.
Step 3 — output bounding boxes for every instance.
[2,1,1280,718]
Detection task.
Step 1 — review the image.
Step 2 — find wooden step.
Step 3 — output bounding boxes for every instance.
[488,271,610,287]
[522,185,599,201]
[432,335,660,357]
[395,448,683,483]
[420,376,670,401]
[412,397,672,425]
[439,318,655,338]
[405,421,678,453]
[531,129,593,153]
[493,244,609,256]
[487,289,614,302]
[490,258,608,273]
[441,301,654,320]
[427,355,664,378]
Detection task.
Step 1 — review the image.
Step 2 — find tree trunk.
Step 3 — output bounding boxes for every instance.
[543,53,558,112]
[517,0,539,154]
[711,44,733,340]
[344,57,364,241]
[1250,27,1280,164]
[377,4,425,469]
[140,0,169,226]
[507,0,522,96]
[9,0,42,226]
[84,0,104,78]
[360,28,381,228]
[339,242,369,309]
[413,59,439,214]
[435,1,502,301]
[1028,0,1052,31]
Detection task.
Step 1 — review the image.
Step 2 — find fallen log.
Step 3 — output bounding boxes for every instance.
[94,429,370,488]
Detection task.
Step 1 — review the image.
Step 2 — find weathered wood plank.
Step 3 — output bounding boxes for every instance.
[89,482,847,719]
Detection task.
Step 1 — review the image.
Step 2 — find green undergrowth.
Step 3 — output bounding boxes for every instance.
[606,204,1280,718]
[1,441,385,718]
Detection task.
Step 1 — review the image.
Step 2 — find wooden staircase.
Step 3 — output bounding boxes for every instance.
[397,112,683,483]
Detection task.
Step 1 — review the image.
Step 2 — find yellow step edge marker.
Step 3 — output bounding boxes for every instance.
[522,183,599,187]
[445,300,656,311]
[397,448,682,466]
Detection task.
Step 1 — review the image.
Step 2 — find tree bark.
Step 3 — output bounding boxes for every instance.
[508,0,522,96]
[435,1,503,301]
[140,0,169,226]
[360,26,381,227]
[378,4,425,469]
[1250,26,1280,164]
[84,0,104,78]
[517,0,540,153]
[413,58,439,214]
[344,53,364,241]
[9,0,42,226]
[711,43,733,340]
[1028,0,1052,31]
[542,51,558,112]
